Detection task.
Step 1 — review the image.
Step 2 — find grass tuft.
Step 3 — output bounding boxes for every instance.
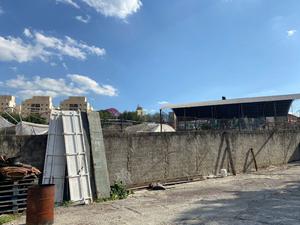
[0,214,19,225]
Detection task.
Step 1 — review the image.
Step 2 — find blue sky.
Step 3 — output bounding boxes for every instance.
[0,0,300,113]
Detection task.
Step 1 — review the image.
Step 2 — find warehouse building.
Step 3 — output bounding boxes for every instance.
[161,94,300,131]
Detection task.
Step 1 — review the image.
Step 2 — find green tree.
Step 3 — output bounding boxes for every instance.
[119,111,144,122]
[98,110,115,120]
[23,114,48,124]
[0,113,48,125]
[0,113,21,124]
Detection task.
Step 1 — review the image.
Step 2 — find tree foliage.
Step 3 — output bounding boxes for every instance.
[0,113,47,125]
[98,110,115,120]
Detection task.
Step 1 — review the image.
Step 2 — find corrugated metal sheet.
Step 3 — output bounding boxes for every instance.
[61,111,92,204]
[42,110,66,203]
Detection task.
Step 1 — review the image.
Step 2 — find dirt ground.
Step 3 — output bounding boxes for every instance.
[8,162,300,225]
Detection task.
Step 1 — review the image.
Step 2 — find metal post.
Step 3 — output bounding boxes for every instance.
[173,113,177,131]
[121,117,123,132]
[273,102,277,127]
[160,109,162,133]
[184,108,187,131]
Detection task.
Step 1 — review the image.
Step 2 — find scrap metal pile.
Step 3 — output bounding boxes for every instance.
[0,156,41,180]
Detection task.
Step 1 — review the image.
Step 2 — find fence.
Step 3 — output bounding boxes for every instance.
[175,116,300,131]
[101,119,142,132]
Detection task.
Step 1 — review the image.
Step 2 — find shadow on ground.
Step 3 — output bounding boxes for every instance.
[174,180,300,225]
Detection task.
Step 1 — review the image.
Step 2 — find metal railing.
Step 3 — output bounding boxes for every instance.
[101,119,142,132]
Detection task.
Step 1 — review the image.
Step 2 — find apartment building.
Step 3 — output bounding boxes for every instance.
[0,95,16,113]
[60,96,93,112]
[21,96,53,120]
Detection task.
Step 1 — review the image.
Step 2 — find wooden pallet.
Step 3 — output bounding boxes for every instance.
[0,176,38,214]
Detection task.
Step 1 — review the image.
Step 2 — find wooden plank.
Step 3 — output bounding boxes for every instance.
[250,148,258,171]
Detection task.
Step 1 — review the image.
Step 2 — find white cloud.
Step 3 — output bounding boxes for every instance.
[287,29,297,37]
[68,74,118,96]
[3,75,117,99]
[56,0,80,9]
[23,28,33,38]
[0,28,105,63]
[80,0,142,19]
[10,67,18,72]
[54,0,142,20]
[75,15,91,23]
[62,62,68,69]
[143,108,158,114]
[0,36,47,62]
[0,6,4,15]
[158,101,169,105]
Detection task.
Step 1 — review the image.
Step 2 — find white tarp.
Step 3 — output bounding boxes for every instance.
[125,123,176,133]
[15,121,49,136]
[0,116,14,129]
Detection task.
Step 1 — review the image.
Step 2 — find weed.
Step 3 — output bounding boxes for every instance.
[110,181,130,200]
[62,200,73,207]
[96,181,132,203]
[0,214,18,225]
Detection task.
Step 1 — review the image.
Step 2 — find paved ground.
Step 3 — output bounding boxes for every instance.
[9,162,300,225]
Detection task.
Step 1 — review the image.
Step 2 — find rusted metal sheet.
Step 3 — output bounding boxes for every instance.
[0,167,41,180]
[26,184,55,225]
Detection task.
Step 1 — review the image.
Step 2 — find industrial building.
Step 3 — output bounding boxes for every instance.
[161,94,300,131]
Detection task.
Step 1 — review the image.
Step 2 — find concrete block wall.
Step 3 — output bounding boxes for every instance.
[104,130,300,187]
[1,130,300,188]
[0,135,47,171]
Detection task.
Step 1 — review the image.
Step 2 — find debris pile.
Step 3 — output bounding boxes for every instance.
[0,156,41,180]
[148,182,166,191]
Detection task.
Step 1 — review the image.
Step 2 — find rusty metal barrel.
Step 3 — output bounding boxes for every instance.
[26,184,55,225]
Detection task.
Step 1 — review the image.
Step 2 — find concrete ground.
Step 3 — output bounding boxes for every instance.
[9,162,300,225]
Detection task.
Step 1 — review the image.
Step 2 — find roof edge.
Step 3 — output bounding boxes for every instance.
[160,93,300,110]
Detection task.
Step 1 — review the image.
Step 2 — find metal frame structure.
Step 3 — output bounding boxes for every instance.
[160,94,300,131]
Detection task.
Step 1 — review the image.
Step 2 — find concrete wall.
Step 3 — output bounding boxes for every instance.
[1,130,300,188]
[104,130,300,187]
[0,135,47,171]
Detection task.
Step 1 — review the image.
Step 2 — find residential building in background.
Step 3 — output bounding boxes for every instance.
[136,105,144,117]
[0,95,16,113]
[15,105,22,114]
[60,96,93,112]
[21,96,53,121]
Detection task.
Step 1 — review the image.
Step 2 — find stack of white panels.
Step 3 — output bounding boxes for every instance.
[42,110,92,205]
